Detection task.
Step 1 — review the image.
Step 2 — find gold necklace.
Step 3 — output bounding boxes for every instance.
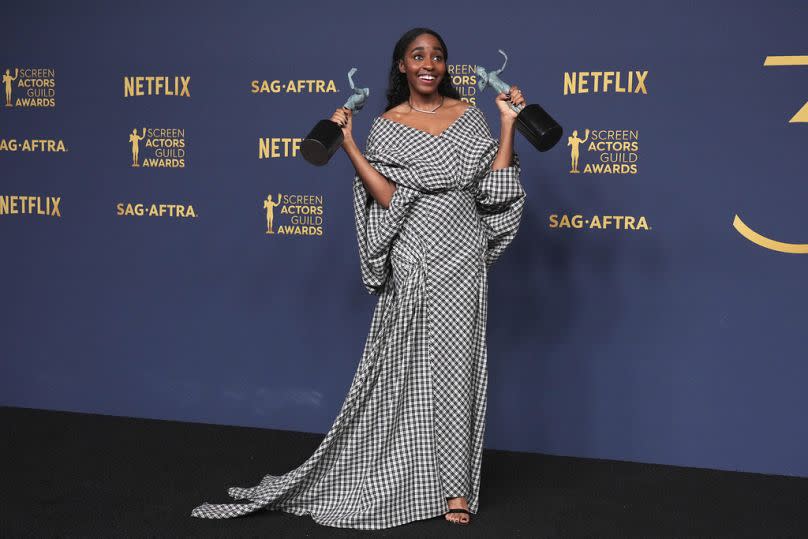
[408,96,444,114]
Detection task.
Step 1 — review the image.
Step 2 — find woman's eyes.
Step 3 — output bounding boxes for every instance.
[413,54,443,62]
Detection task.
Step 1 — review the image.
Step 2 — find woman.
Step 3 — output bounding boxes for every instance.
[191,27,526,529]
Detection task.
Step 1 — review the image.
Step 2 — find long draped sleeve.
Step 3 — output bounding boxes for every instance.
[351,125,423,295]
[461,107,527,269]
[473,149,526,269]
[352,176,419,295]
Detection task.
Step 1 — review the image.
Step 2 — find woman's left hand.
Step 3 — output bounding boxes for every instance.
[495,85,525,122]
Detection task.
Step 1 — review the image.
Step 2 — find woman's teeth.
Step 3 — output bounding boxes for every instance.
[418,74,436,81]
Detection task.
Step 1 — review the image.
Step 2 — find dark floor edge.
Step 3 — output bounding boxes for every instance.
[3,404,805,482]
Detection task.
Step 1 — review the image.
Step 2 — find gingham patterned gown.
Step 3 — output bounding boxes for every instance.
[190,105,526,529]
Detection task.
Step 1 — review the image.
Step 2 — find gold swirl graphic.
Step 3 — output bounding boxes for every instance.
[733,215,808,254]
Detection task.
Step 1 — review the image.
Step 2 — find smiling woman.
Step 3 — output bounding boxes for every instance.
[191,27,528,530]
[380,30,465,138]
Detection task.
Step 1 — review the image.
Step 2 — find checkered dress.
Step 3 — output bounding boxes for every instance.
[190,106,526,529]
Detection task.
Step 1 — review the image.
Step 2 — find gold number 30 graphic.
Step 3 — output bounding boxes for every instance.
[733,55,808,254]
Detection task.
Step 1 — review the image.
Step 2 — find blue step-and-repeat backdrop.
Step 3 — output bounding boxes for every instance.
[2,1,807,477]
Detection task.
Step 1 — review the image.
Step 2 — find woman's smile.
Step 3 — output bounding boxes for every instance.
[401,33,447,96]
[417,72,437,85]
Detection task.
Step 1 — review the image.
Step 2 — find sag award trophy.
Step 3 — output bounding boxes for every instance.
[301,68,369,166]
[477,50,562,152]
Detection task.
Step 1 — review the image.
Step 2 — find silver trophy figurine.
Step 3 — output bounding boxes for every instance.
[301,68,370,166]
[476,50,562,152]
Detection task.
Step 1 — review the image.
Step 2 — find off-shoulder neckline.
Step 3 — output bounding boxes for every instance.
[374,106,476,138]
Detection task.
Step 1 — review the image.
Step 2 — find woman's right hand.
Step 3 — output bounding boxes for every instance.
[330,107,353,146]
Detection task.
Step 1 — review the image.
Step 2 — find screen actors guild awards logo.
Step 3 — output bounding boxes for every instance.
[130,129,145,167]
[568,129,589,173]
[262,193,324,236]
[2,67,56,108]
[566,128,638,174]
[263,193,281,234]
[128,128,186,168]
[3,68,18,107]
[447,64,478,105]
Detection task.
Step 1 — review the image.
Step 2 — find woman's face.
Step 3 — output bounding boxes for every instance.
[398,33,446,96]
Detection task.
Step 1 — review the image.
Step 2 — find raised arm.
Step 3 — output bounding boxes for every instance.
[331,107,397,209]
[490,85,525,170]
[491,117,517,170]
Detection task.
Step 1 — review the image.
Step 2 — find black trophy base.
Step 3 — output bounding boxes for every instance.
[301,119,344,166]
[516,104,563,152]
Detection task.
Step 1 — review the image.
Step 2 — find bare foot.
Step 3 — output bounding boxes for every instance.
[445,496,470,524]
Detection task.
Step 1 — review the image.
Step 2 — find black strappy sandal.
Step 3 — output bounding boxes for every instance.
[445,507,471,525]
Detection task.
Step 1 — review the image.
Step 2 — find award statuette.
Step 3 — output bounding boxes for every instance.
[301,68,370,166]
[476,50,562,152]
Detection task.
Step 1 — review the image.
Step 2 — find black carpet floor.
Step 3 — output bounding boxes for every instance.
[3,406,808,538]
